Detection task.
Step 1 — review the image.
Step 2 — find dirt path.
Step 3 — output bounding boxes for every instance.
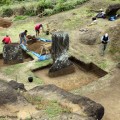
[85,69,120,120]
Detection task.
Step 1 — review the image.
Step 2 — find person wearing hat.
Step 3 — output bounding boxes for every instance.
[19,30,28,46]
[100,33,109,55]
[2,35,11,44]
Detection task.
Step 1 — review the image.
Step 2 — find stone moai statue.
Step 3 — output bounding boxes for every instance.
[3,43,24,64]
[49,31,75,77]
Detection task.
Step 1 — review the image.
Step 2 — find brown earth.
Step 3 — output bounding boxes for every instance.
[0,17,12,28]
[82,69,120,120]
[27,41,51,54]
[34,64,99,91]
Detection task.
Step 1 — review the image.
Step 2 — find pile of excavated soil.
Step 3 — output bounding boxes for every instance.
[27,41,44,54]
[0,17,12,28]
[27,41,51,54]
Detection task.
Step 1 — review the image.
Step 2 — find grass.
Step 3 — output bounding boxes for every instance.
[0,59,52,85]
[13,15,28,21]
[24,94,70,118]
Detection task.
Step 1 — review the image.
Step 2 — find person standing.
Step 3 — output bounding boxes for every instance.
[35,24,44,36]
[2,35,11,44]
[100,33,109,55]
[19,30,28,46]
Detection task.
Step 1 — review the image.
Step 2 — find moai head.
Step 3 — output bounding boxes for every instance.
[51,31,69,62]
[49,31,75,77]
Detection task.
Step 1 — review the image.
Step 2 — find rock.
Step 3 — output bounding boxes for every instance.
[117,63,120,68]
[8,80,27,91]
[0,80,17,105]
[29,84,104,120]
[79,29,100,45]
[106,4,120,16]
[49,31,75,77]
[3,43,24,64]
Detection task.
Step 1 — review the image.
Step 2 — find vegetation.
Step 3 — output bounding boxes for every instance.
[13,15,28,21]
[24,94,70,118]
[0,0,90,17]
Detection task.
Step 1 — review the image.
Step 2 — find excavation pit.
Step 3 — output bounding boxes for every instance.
[27,39,51,55]
[0,50,33,67]
[32,57,108,91]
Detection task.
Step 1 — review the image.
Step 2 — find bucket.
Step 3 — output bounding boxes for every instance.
[46,30,49,35]
[28,76,33,82]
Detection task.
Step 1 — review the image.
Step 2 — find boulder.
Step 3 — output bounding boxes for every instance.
[0,80,17,105]
[8,80,27,91]
[106,4,120,16]
[79,29,100,45]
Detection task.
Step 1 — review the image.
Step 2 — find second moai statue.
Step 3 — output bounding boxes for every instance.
[3,43,24,64]
[49,31,75,77]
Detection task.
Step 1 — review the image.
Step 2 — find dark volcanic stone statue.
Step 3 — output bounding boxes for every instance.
[3,43,23,64]
[49,31,75,77]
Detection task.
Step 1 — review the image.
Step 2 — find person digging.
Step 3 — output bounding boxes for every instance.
[19,30,28,46]
[35,23,44,36]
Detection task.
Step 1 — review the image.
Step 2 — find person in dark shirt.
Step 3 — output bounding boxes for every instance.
[2,35,11,44]
[100,33,109,55]
[19,30,28,45]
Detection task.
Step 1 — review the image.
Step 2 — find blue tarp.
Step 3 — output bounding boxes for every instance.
[31,51,51,61]
[20,39,51,61]
[20,44,28,51]
[37,38,52,42]
[109,16,116,21]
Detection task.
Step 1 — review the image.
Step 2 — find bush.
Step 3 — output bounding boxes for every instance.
[53,1,75,13]
[2,8,13,17]
[36,0,53,14]
[44,9,54,16]
[24,6,36,16]
[0,0,12,5]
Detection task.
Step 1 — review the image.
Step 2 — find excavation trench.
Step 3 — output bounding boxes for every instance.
[0,50,33,67]
[32,57,108,91]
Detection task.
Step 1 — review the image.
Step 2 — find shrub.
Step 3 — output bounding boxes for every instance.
[0,0,12,5]
[36,0,53,14]
[24,6,36,16]
[44,9,54,16]
[2,8,14,17]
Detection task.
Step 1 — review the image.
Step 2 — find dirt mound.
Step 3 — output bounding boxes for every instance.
[78,29,101,45]
[0,17,12,28]
[27,40,51,54]
[27,41,44,54]
[0,80,17,105]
